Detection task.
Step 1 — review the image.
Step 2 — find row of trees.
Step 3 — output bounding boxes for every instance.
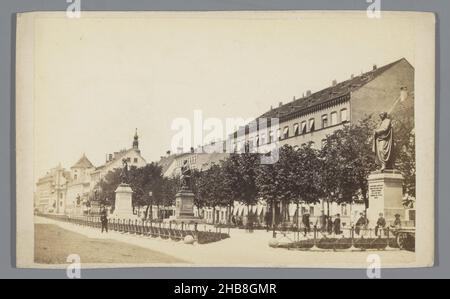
[94,116,415,223]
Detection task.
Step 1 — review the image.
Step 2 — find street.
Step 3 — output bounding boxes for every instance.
[34,216,415,268]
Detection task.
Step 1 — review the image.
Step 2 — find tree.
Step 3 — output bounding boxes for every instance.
[397,130,416,206]
[320,117,377,212]
[96,169,121,208]
[191,164,230,224]
[291,144,323,225]
[95,163,165,218]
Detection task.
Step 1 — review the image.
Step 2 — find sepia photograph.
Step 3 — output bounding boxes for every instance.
[15,11,435,269]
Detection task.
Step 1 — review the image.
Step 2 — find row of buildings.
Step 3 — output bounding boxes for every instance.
[35,58,414,226]
[34,130,147,215]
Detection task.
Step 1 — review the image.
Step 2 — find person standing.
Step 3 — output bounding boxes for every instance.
[327,215,333,235]
[302,211,311,236]
[375,213,386,236]
[333,214,341,235]
[100,207,108,233]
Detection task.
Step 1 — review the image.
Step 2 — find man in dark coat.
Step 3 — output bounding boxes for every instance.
[100,207,108,233]
[375,213,386,236]
[327,215,333,234]
[333,214,341,235]
[302,211,311,236]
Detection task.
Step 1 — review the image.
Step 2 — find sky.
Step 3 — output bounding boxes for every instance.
[32,11,417,178]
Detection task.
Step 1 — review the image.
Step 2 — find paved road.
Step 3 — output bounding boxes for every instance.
[35,223,186,265]
[35,216,415,268]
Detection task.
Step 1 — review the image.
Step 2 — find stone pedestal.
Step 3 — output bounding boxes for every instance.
[168,189,203,224]
[367,170,405,226]
[112,183,136,219]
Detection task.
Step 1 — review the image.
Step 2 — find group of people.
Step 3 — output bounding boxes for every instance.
[303,212,342,236]
[304,211,403,237]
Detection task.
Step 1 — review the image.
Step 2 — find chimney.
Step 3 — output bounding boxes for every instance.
[373,64,377,70]
[292,96,296,102]
[166,150,171,156]
[270,105,273,110]
[278,101,283,107]
[350,74,354,79]
[332,79,337,86]
[400,87,408,102]
[306,90,312,97]
[108,154,113,161]
[190,147,195,154]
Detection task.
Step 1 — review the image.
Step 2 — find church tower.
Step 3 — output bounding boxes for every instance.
[132,128,139,151]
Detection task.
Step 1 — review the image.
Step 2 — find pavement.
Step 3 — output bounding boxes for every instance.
[34,216,415,268]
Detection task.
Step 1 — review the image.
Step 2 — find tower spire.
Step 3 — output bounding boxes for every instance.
[133,128,139,150]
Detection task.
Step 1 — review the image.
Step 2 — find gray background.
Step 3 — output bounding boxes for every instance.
[1,0,448,279]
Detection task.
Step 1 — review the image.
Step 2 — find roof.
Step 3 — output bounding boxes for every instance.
[257,58,411,123]
[71,154,94,169]
[158,154,177,175]
[93,148,145,172]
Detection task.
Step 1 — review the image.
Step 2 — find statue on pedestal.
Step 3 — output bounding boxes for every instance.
[120,158,129,184]
[373,112,395,172]
[180,160,192,190]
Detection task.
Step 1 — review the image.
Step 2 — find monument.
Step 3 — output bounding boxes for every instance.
[112,159,136,219]
[367,112,405,226]
[168,160,203,223]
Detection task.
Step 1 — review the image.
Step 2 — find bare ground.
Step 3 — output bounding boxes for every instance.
[34,224,186,264]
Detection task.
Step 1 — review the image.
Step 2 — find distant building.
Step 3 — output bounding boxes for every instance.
[37,130,147,215]
[90,129,147,186]
[65,154,95,215]
[159,151,229,178]
[35,164,70,214]
[231,58,414,153]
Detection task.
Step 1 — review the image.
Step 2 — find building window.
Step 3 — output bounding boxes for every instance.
[255,135,260,147]
[309,118,315,132]
[341,204,348,216]
[283,126,289,139]
[260,133,266,145]
[293,123,299,136]
[74,174,77,180]
[277,128,281,141]
[134,158,138,163]
[331,111,338,125]
[301,121,307,134]
[310,206,315,216]
[127,157,131,162]
[341,108,348,122]
[269,131,274,144]
[322,115,328,128]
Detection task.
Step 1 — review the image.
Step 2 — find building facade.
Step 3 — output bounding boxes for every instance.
[36,130,147,215]
[165,58,415,226]
[35,164,70,214]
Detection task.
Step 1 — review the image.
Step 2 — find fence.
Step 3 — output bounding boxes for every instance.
[272,225,415,251]
[38,213,230,245]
